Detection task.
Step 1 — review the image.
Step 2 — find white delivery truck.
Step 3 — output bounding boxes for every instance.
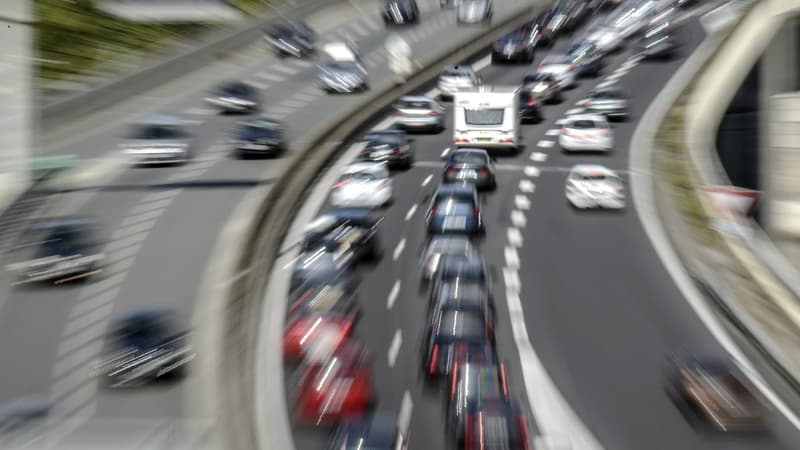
[453,86,520,153]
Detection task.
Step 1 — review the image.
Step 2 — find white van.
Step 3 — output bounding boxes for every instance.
[453,86,520,152]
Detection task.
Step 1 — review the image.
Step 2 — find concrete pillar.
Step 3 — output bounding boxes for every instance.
[0,1,34,214]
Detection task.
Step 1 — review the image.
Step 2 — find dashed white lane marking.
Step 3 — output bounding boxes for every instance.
[183,107,215,116]
[422,174,433,187]
[555,118,567,126]
[281,99,308,108]
[266,106,295,116]
[398,391,414,435]
[387,329,403,368]
[294,92,318,102]
[519,180,535,193]
[392,238,406,261]
[181,119,205,126]
[505,246,520,269]
[524,166,540,177]
[507,227,523,247]
[510,210,527,228]
[565,108,584,116]
[119,208,165,227]
[274,65,298,75]
[387,280,401,309]
[530,152,547,162]
[596,80,618,89]
[351,21,369,36]
[514,195,531,210]
[405,205,417,221]
[440,147,451,158]
[503,267,521,291]
[245,80,269,90]
[472,54,492,71]
[140,189,181,203]
[536,140,555,148]
[545,129,560,137]
[291,59,313,68]
[627,54,643,65]
[605,71,625,82]
[256,72,285,82]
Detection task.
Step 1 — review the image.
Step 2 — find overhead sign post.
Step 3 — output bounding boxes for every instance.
[699,185,760,239]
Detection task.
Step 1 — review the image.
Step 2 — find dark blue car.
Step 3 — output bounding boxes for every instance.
[231,117,286,158]
[328,414,407,450]
[566,41,604,77]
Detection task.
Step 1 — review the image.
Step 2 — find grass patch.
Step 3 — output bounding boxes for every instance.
[34,0,276,89]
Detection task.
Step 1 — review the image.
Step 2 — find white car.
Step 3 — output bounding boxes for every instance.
[565,165,625,210]
[330,162,393,208]
[537,54,576,90]
[558,114,613,152]
[584,26,624,54]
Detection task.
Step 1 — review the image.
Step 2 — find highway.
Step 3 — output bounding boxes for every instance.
[0,0,537,446]
[273,5,800,450]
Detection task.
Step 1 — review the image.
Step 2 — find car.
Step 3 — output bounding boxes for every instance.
[558,114,613,152]
[295,342,373,424]
[578,85,629,121]
[447,359,509,441]
[331,162,393,208]
[425,184,482,234]
[565,164,625,210]
[359,129,414,169]
[437,65,481,100]
[391,96,446,132]
[383,0,419,25]
[319,59,369,93]
[283,313,355,362]
[427,198,484,235]
[639,22,679,59]
[428,183,480,211]
[430,254,490,304]
[430,277,495,319]
[264,18,316,57]
[674,0,698,7]
[442,148,496,190]
[456,0,492,24]
[562,0,590,32]
[537,54,577,90]
[289,249,359,293]
[521,71,562,104]
[328,414,408,450]
[204,80,260,113]
[583,24,625,54]
[6,217,104,285]
[459,399,531,450]
[287,281,360,322]
[97,310,195,388]
[120,115,193,165]
[230,117,286,158]
[533,12,555,47]
[566,41,604,77]
[518,87,543,123]
[419,235,478,282]
[422,307,495,380]
[514,20,543,49]
[666,355,766,431]
[300,208,383,262]
[491,29,535,63]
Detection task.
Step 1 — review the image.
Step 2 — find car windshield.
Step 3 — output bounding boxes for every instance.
[464,109,504,126]
[440,281,486,304]
[438,310,485,340]
[574,172,610,181]
[129,124,185,140]
[428,237,472,255]
[398,100,432,109]
[450,152,487,165]
[434,201,474,216]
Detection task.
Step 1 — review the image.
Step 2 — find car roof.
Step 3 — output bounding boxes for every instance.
[571,164,616,176]
[565,113,607,122]
[399,95,433,102]
[134,114,183,126]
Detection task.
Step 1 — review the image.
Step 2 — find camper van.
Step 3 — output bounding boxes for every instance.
[453,87,520,152]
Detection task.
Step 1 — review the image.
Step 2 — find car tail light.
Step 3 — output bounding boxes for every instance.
[477,168,489,174]
[429,344,440,374]
[561,127,574,137]
[518,416,531,450]
[395,145,409,154]
[581,100,592,107]
[427,111,438,116]
[464,415,474,450]
[394,110,405,115]
[500,363,508,397]
[332,179,351,189]
[451,362,459,397]
[381,180,391,188]
[455,138,468,144]
[599,129,611,136]
[445,167,458,175]
[527,96,537,107]
[499,138,513,144]
[477,412,484,450]
[472,207,480,218]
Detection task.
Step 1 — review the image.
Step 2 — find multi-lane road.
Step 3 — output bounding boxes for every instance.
[273,5,800,450]
[0,0,537,446]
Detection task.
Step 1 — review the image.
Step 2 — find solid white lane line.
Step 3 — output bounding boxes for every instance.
[530,152,547,162]
[503,267,521,291]
[398,391,414,435]
[514,195,531,210]
[519,180,535,193]
[524,166,541,177]
[596,80,617,89]
[256,72,284,82]
[387,280,401,309]
[545,129,560,136]
[387,329,403,368]
[510,210,527,228]
[440,147,451,158]
[393,238,406,261]
[422,174,433,186]
[507,227,523,247]
[405,205,417,221]
[472,54,492,71]
[536,140,555,148]
[505,246,520,269]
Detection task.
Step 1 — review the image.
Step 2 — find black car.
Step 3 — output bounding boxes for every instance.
[430,254,490,303]
[422,306,494,380]
[443,148,496,190]
[328,414,408,450]
[230,117,286,158]
[204,80,260,113]
[98,310,194,388]
[7,217,104,286]
[264,19,316,57]
[359,129,414,169]
[300,208,383,261]
[425,185,483,235]
[491,30,535,63]
[383,0,419,25]
[566,41,604,77]
[639,25,679,59]
[518,88,543,123]
[459,399,531,450]
[430,277,496,320]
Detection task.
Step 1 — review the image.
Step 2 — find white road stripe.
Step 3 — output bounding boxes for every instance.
[139,189,180,204]
[51,340,104,380]
[519,179,535,193]
[245,80,269,90]
[537,140,555,148]
[387,329,403,368]
[422,174,433,186]
[398,391,414,435]
[514,195,530,210]
[119,208,165,228]
[405,204,417,221]
[503,267,521,291]
[104,233,147,254]
[530,152,547,162]
[507,227,523,247]
[545,129,560,137]
[510,210,527,228]
[266,106,295,116]
[387,280,401,309]
[393,238,406,261]
[281,99,308,108]
[274,65,298,75]
[565,108,584,116]
[440,147,451,158]
[183,107,215,116]
[256,72,284,82]
[596,80,617,89]
[472,54,492,71]
[181,119,205,126]
[524,166,541,177]
[294,92,318,102]
[111,219,157,241]
[69,287,121,320]
[555,118,568,126]
[505,246,520,269]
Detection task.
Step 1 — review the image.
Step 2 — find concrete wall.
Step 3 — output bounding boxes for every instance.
[766,92,800,239]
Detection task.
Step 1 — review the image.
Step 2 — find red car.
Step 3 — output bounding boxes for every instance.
[295,342,373,425]
[461,399,531,450]
[283,314,354,362]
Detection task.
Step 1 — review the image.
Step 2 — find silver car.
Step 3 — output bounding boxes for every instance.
[420,235,478,281]
[437,65,480,99]
[319,60,369,93]
[456,0,492,24]
[120,115,193,165]
[392,96,446,132]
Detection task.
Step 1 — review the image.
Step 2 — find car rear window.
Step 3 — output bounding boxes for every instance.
[366,134,404,145]
[399,100,432,109]
[130,125,186,140]
[523,73,554,84]
[450,152,487,165]
[465,109,504,126]
[442,68,469,77]
[569,120,606,129]
[435,201,474,216]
